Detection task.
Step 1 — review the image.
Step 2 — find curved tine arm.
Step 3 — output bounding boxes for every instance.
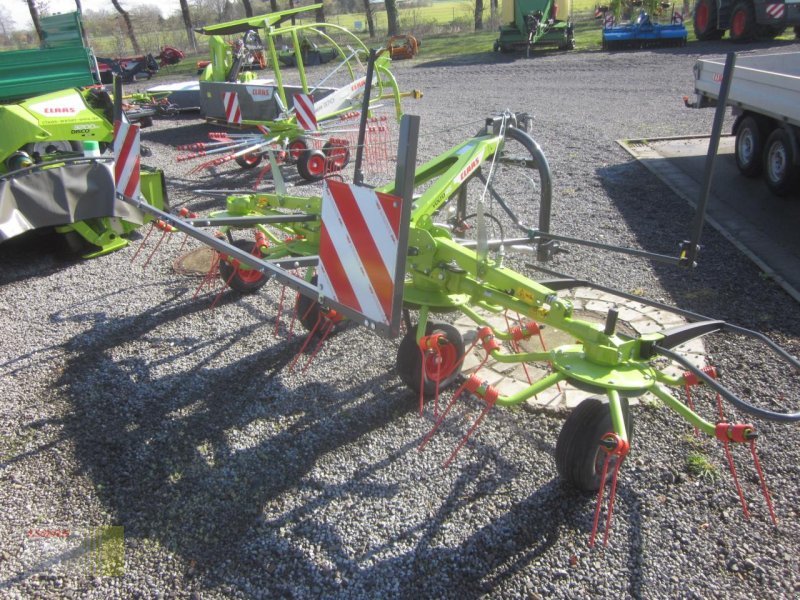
[654,344,800,423]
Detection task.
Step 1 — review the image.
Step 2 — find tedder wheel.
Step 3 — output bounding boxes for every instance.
[762,128,799,197]
[322,140,351,171]
[693,0,724,40]
[735,115,767,177]
[396,321,465,398]
[555,396,633,492]
[235,151,263,169]
[729,0,757,42]
[287,137,310,161]
[218,238,270,294]
[297,149,327,182]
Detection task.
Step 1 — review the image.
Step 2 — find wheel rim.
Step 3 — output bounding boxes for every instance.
[423,341,459,383]
[325,145,349,169]
[240,152,260,166]
[731,10,746,37]
[230,246,262,283]
[737,129,755,166]
[307,154,326,176]
[767,143,788,183]
[696,2,709,30]
[288,140,308,160]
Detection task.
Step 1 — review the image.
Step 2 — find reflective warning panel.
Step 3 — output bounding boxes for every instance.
[318,180,407,336]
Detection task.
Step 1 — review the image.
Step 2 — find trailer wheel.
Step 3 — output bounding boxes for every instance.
[693,0,723,40]
[297,149,327,182]
[763,128,799,197]
[396,322,465,398]
[555,396,633,492]
[795,25,800,39]
[235,152,263,169]
[735,116,767,178]
[218,238,270,294]
[730,1,757,42]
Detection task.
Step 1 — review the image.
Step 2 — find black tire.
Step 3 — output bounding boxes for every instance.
[762,128,799,197]
[693,0,724,40]
[235,152,263,169]
[297,149,327,182]
[795,25,800,38]
[734,115,767,178]
[287,137,310,162]
[396,321,465,398]
[729,0,757,42]
[295,275,325,331]
[555,396,633,492]
[218,238,269,294]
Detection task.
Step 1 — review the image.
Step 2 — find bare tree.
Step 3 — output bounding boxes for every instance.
[0,6,15,45]
[269,0,278,11]
[179,0,197,52]
[362,0,375,38]
[110,0,141,54]
[384,0,399,36]
[25,0,44,42]
[72,0,90,46]
[241,0,253,18]
[315,2,325,23]
[475,0,483,30]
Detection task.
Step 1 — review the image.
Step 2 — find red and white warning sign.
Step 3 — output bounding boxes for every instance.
[318,180,404,328]
[223,91,242,125]
[114,116,141,199]
[765,3,785,18]
[293,93,317,132]
[672,10,684,24]
[604,13,615,28]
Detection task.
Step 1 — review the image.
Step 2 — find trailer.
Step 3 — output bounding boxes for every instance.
[693,0,800,42]
[688,51,800,195]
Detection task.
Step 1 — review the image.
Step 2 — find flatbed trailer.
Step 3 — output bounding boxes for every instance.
[689,51,800,195]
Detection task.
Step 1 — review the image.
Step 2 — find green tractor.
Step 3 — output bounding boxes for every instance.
[494,0,575,55]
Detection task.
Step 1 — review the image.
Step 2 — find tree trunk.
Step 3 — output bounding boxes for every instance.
[111,0,142,54]
[73,0,91,46]
[26,0,44,43]
[179,0,197,52]
[475,0,484,30]
[362,0,376,38]
[241,0,253,18]
[315,3,325,23]
[385,0,400,36]
[269,0,278,11]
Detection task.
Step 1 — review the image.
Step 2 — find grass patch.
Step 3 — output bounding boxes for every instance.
[686,450,719,482]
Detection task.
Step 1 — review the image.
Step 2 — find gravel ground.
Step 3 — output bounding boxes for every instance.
[2,40,800,599]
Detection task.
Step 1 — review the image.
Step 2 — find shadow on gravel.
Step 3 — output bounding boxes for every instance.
[50,278,648,596]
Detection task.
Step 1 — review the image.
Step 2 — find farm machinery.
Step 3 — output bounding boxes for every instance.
[494,0,576,55]
[183,5,421,183]
[0,84,166,256]
[119,56,800,543]
[599,1,688,49]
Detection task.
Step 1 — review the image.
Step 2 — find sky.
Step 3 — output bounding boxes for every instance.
[6,0,175,30]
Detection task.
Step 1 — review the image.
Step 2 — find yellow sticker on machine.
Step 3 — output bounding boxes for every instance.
[517,288,536,305]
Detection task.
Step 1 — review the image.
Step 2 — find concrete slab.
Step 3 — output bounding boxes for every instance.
[619,135,800,303]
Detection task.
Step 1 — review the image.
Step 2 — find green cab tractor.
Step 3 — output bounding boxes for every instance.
[494,0,575,55]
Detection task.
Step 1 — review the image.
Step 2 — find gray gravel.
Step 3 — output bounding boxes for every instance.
[2,40,800,599]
